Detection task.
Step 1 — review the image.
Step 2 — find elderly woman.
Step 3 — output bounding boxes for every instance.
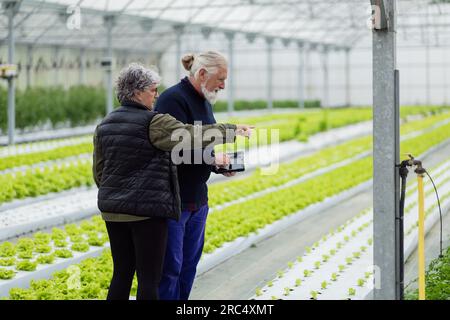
[93,63,252,300]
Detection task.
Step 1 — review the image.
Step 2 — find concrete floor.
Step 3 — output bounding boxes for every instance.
[190,139,450,300]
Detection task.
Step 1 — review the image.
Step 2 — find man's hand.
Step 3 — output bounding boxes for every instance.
[214,153,230,168]
[235,124,255,138]
[214,153,236,177]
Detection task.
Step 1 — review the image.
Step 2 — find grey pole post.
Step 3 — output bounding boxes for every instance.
[266,37,274,110]
[425,39,430,106]
[104,15,116,115]
[304,44,311,105]
[321,46,329,108]
[297,41,305,109]
[345,48,351,107]
[444,46,448,105]
[225,32,235,115]
[173,24,184,82]
[53,45,60,86]
[26,44,33,89]
[4,1,21,145]
[371,0,401,300]
[425,5,431,106]
[79,47,86,85]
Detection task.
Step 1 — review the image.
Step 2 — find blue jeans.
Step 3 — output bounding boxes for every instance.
[159,204,209,300]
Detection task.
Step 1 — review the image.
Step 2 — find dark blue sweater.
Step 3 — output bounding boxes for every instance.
[155,77,217,211]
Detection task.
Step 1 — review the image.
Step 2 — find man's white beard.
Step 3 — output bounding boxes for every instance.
[201,83,219,105]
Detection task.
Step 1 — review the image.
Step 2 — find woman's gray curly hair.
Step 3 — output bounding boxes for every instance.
[116,63,161,104]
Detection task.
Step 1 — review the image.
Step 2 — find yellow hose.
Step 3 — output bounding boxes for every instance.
[417,174,426,300]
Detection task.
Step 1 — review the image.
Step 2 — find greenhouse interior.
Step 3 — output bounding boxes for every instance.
[0,0,449,302]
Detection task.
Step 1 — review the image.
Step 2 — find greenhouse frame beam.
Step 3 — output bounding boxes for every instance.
[123,1,361,12]
[371,0,402,300]
[3,0,21,146]
[265,0,341,36]
[9,38,158,55]
[17,0,332,51]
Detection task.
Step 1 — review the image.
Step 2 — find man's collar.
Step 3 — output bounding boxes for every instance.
[181,76,205,100]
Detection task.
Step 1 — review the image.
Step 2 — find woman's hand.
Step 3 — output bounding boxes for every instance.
[214,153,236,177]
[235,124,255,138]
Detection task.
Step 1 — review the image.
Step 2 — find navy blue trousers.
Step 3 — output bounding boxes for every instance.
[159,204,209,300]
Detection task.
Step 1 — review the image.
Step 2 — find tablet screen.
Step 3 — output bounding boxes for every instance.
[216,151,245,173]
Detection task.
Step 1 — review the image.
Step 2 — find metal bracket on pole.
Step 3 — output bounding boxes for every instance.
[370,0,391,31]
[246,33,257,44]
[281,38,291,48]
[1,1,21,14]
[201,27,213,40]
[140,19,154,32]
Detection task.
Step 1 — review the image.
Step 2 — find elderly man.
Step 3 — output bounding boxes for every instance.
[155,51,234,300]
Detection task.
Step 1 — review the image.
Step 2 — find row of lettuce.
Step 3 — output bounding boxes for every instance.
[0,107,374,170]
[1,107,449,207]
[1,113,450,299]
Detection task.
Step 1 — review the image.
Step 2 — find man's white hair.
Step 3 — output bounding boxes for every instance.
[181,51,227,78]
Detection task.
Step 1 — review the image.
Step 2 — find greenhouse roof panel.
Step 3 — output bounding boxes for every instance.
[1,0,450,53]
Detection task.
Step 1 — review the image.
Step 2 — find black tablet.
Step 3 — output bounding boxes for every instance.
[215,151,245,173]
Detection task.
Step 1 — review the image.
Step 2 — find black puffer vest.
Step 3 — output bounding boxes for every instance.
[96,102,180,221]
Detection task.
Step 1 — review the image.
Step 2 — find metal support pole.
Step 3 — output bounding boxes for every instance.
[26,44,33,89]
[371,0,401,300]
[444,47,448,105]
[225,32,235,115]
[297,42,305,109]
[173,25,184,81]
[4,1,20,145]
[266,37,274,110]
[425,40,430,106]
[345,48,351,107]
[53,45,60,86]
[425,5,431,106]
[79,47,86,85]
[304,45,310,103]
[321,47,329,108]
[104,15,115,114]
